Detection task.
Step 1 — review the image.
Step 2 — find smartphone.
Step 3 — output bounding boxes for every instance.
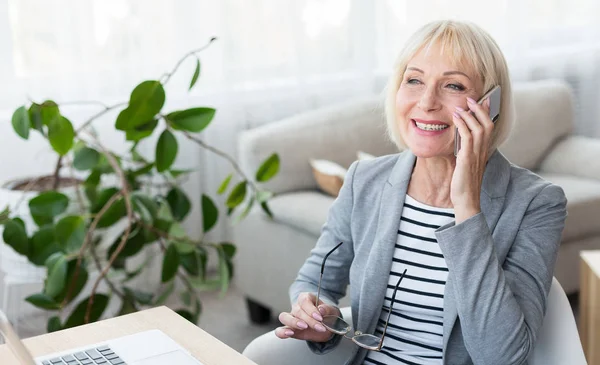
[454,85,501,156]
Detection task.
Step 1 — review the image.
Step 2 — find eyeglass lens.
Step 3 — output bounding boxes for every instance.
[322,315,351,334]
[352,334,382,350]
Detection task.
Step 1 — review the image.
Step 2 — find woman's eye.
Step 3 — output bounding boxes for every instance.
[447,83,465,91]
[407,78,421,85]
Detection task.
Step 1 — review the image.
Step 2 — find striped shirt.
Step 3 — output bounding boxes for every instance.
[364,195,454,365]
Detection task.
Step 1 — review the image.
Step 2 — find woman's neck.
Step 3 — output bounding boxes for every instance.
[407,155,455,208]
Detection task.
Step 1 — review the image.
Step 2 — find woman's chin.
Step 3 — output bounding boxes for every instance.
[409,145,454,159]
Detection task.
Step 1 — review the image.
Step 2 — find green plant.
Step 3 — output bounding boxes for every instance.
[1,38,279,331]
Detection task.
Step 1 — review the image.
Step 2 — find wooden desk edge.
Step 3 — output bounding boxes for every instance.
[0,306,257,365]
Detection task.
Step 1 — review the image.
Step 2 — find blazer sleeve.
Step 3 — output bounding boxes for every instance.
[288,161,358,354]
[435,183,567,365]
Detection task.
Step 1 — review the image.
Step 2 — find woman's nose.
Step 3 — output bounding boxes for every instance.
[417,87,441,111]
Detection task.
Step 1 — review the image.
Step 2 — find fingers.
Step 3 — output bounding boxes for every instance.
[295,295,328,333]
[274,325,295,339]
[454,106,484,153]
[454,97,494,154]
[452,111,472,157]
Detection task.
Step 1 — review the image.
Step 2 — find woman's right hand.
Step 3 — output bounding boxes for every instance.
[275,292,341,342]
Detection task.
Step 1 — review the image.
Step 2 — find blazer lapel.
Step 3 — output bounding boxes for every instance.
[356,151,416,333]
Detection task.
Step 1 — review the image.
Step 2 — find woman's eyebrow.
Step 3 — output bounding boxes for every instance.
[406,67,471,80]
[443,70,471,80]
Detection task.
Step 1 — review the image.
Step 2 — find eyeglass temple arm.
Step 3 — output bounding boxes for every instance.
[379,269,407,349]
[315,241,344,307]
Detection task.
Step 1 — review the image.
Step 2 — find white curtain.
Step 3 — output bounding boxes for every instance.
[1,0,600,241]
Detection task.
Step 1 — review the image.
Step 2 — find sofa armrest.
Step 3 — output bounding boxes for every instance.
[538,136,600,181]
[237,96,397,194]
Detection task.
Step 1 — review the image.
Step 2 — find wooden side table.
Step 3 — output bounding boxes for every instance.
[580,250,600,364]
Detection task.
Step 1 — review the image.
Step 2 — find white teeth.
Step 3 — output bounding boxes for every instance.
[415,121,449,131]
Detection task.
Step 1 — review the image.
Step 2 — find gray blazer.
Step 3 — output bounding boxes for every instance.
[290,150,568,365]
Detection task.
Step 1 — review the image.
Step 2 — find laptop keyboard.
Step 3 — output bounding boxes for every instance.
[41,345,126,365]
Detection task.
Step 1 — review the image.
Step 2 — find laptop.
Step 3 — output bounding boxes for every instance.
[1,310,204,365]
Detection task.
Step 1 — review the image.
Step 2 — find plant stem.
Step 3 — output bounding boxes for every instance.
[182,131,258,192]
[52,157,63,190]
[63,191,123,307]
[75,102,128,135]
[58,100,110,108]
[89,242,124,298]
[138,219,205,248]
[161,37,216,85]
[84,138,134,323]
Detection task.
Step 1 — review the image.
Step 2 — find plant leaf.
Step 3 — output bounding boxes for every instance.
[115,81,166,130]
[44,253,68,299]
[217,174,232,195]
[12,106,30,139]
[167,108,215,133]
[40,100,60,126]
[107,225,154,259]
[220,242,236,259]
[161,244,180,282]
[28,103,44,134]
[2,219,29,256]
[92,188,126,228]
[166,187,191,222]
[29,226,61,266]
[55,260,89,304]
[0,206,10,225]
[29,191,69,226]
[180,291,192,306]
[25,293,60,310]
[233,197,254,225]
[217,246,230,296]
[132,163,154,177]
[260,201,273,219]
[255,153,280,182]
[47,316,62,332]
[175,309,195,323]
[123,287,153,305]
[189,58,201,91]
[73,147,100,171]
[155,129,178,172]
[153,281,175,306]
[169,169,194,178]
[131,193,158,223]
[125,119,159,142]
[55,215,86,253]
[180,251,200,276]
[118,296,138,316]
[256,190,273,203]
[64,294,109,328]
[226,181,247,209]
[48,116,75,155]
[201,194,218,233]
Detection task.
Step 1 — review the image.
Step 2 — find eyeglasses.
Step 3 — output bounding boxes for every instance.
[315,241,407,351]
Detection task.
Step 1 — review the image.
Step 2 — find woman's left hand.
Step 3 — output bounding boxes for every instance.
[451,97,494,223]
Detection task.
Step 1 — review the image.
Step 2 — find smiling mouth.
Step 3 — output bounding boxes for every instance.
[413,120,450,131]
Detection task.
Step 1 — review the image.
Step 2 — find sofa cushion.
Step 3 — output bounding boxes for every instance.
[269,191,334,237]
[537,172,600,242]
[271,172,600,244]
[500,80,574,170]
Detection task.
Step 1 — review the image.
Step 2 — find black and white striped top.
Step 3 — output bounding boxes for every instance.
[364,195,454,365]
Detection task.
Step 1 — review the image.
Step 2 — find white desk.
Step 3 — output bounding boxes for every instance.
[0,306,257,365]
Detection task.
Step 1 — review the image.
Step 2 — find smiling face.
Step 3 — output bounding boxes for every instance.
[396,42,484,158]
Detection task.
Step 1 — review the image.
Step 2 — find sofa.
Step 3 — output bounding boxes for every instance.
[233,79,600,323]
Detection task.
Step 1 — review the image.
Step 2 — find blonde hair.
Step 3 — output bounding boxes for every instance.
[384,20,514,154]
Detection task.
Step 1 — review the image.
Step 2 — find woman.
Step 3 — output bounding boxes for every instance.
[275,20,567,365]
